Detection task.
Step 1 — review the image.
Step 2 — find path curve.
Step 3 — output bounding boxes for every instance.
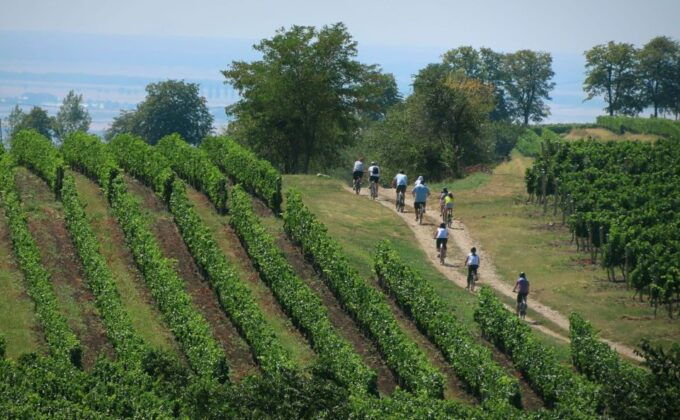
[343,184,642,362]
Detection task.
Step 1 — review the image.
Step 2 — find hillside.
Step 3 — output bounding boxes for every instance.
[0,132,677,417]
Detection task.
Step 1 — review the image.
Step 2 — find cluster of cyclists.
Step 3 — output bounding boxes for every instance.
[352,157,529,318]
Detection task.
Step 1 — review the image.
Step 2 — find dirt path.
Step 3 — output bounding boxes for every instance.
[344,185,642,362]
[15,168,115,368]
[124,176,260,380]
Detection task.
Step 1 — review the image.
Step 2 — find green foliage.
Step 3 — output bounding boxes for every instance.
[201,136,282,212]
[503,50,555,125]
[474,288,599,416]
[0,335,5,359]
[596,115,680,138]
[583,41,642,116]
[568,313,678,419]
[157,133,228,213]
[526,136,680,315]
[223,23,398,173]
[106,80,213,145]
[9,107,53,140]
[374,241,520,408]
[62,132,120,195]
[489,121,524,159]
[52,90,91,141]
[637,36,680,118]
[0,154,81,366]
[110,133,300,378]
[63,135,228,380]
[229,185,375,391]
[284,189,444,397]
[61,174,149,364]
[11,129,64,194]
[514,129,542,157]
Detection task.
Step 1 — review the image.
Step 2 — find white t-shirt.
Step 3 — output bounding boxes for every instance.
[436,227,448,239]
[353,161,364,172]
[368,165,380,176]
[467,253,480,266]
[394,173,408,186]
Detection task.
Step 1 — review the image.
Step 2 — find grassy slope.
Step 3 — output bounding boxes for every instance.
[0,205,42,358]
[452,151,679,350]
[72,171,177,352]
[284,175,572,362]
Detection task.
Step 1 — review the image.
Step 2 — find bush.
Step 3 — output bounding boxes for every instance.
[229,185,376,392]
[284,190,444,397]
[474,288,600,416]
[597,115,680,138]
[201,136,282,212]
[374,241,520,408]
[514,129,542,157]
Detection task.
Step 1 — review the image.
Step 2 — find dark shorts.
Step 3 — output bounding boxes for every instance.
[414,201,426,211]
[353,171,363,180]
[436,238,448,249]
[468,264,479,276]
[396,184,406,194]
[517,292,528,304]
[369,175,380,183]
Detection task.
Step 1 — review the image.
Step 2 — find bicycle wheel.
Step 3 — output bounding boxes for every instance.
[439,246,446,264]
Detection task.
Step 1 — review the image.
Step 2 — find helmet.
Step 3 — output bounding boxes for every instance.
[519,272,526,278]
[371,161,376,165]
[442,188,448,193]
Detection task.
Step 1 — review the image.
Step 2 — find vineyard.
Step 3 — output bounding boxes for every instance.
[0,129,678,418]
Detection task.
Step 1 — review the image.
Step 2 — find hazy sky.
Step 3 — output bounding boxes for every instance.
[2,0,679,52]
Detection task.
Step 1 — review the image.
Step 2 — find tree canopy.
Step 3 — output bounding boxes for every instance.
[583,41,641,116]
[9,106,53,141]
[53,90,91,141]
[107,80,213,145]
[637,36,680,118]
[503,50,555,125]
[223,23,399,173]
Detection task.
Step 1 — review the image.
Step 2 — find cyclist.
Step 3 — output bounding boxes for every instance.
[444,193,454,225]
[412,180,430,222]
[433,222,448,264]
[415,175,424,187]
[352,158,365,191]
[392,170,408,201]
[368,161,380,195]
[512,272,530,317]
[464,247,480,291]
[439,188,449,218]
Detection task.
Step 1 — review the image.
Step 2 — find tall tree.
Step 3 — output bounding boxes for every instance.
[442,46,510,120]
[583,41,642,116]
[223,23,395,173]
[3,105,25,144]
[637,36,680,117]
[53,90,91,141]
[504,50,555,125]
[106,80,213,145]
[12,107,53,140]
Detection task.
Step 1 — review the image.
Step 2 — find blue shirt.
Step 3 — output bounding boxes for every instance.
[394,173,408,186]
[412,184,430,203]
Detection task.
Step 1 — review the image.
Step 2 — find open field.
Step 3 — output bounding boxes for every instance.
[563,127,660,142]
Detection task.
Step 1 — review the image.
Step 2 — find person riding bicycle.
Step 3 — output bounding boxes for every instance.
[392,170,408,201]
[439,188,449,217]
[352,158,365,185]
[433,222,448,263]
[464,247,480,291]
[368,161,380,193]
[412,180,430,221]
[512,272,530,316]
[444,193,454,223]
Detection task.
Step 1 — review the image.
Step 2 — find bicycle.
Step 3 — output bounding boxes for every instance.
[443,207,453,228]
[518,295,528,319]
[466,269,478,291]
[416,204,425,224]
[438,244,446,265]
[353,177,362,195]
[370,179,378,200]
[396,191,405,212]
